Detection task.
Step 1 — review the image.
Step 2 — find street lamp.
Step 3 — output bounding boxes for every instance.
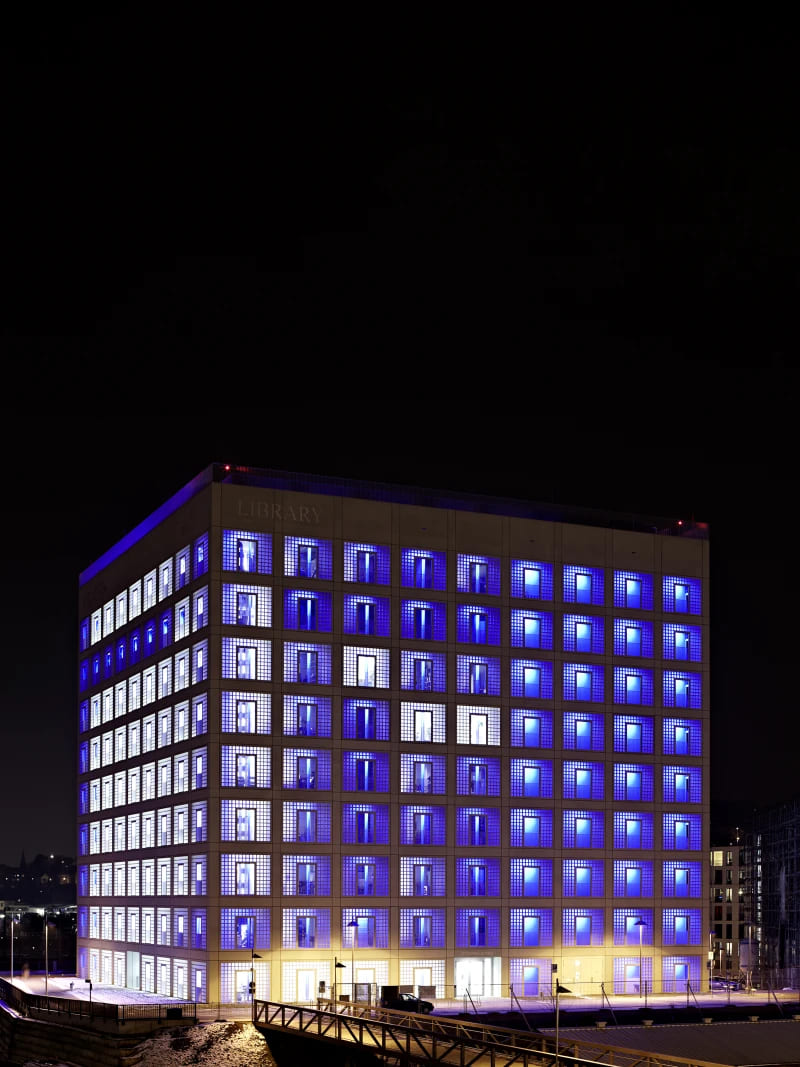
[85,978,92,1014]
[347,919,358,1003]
[334,958,346,1003]
[9,913,18,984]
[554,981,571,1064]
[250,951,262,1020]
[634,918,646,1000]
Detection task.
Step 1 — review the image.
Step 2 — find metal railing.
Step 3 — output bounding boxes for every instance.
[0,978,196,1027]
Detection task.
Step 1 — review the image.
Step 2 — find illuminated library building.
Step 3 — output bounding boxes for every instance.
[76,464,709,1005]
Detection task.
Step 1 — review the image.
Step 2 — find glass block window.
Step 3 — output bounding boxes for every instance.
[401,548,447,590]
[508,958,552,996]
[400,651,446,692]
[663,671,702,709]
[511,560,554,600]
[613,763,654,802]
[613,956,653,995]
[399,908,446,949]
[613,570,653,610]
[562,713,604,751]
[663,861,702,898]
[282,908,330,949]
[457,604,501,645]
[511,660,554,699]
[663,768,702,804]
[342,699,391,741]
[220,853,270,895]
[613,811,654,849]
[341,908,390,949]
[455,807,501,847]
[283,854,331,896]
[612,908,653,946]
[283,590,332,632]
[563,810,604,849]
[510,809,553,848]
[221,800,270,842]
[509,908,553,947]
[613,619,655,658]
[221,691,271,734]
[563,859,604,897]
[663,575,702,615]
[455,908,500,947]
[663,908,702,945]
[510,609,553,650]
[398,959,447,999]
[613,667,654,705]
[613,860,653,897]
[282,801,331,843]
[222,530,272,573]
[510,759,553,798]
[283,642,332,685]
[399,856,447,896]
[509,858,553,897]
[457,554,501,595]
[220,908,270,950]
[175,546,191,590]
[284,537,333,580]
[401,600,447,641]
[563,565,604,605]
[456,705,501,746]
[400,752,447,794]
[342,595,392,637]
[343,646,390,688]
[663,718,702,757]
[282,748,331,790]
[563,908,604,946]
[510,708,553,748]
[343,542,391,584]
[662,956,702,992]
[221,746,271,788]
[456,757,501,796]
[562,761,605,800]
[341,803,390,845]
[192,587,208,632]
[222,639,271,682]
[192,534,209,579]
[456,655,501,696]
[282,694,332,738]
[663,623,702,662]
[342,751,391,792]
[399,805,447,846]
[563,615,605,654]
[613,715,654,753]
[401,702,447,744]
[341,855,390,896]
[562,663,604,702]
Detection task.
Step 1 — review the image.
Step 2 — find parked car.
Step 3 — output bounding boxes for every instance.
[711,978,742,990]
[383,992,434,1014]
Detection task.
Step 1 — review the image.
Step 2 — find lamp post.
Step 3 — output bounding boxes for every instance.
[334,958,346,1003]
[85,978,92,1014]
[10,914,17,984]
[634,918,646,1000]
[250,951,262,1021]
[554,981,570,1064]
[347,919,358,1003]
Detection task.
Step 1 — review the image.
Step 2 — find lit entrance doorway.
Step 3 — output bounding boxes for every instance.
[454,956,500,997]
[235,969,252,1003]
[297,968,317,1002]
[413,967,432,997]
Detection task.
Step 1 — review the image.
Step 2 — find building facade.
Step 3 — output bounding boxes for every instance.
[76,464,710,1004]
[710,836,755,986]
[748,801,800,991]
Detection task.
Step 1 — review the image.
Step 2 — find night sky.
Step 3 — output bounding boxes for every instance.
[1,15,796,864]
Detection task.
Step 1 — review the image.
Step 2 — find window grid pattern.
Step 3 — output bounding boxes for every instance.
[562,810,604,848]
[562,615,605,654]
[509,858,553,897]
[343,542,391,584]
[663,624,703,661]
[562,761,605,800]
[456,758,502,796]
[456,656,502,695]
[508,958,552,994]
[613,763,655,802]
[613,812,654,849]
[613,714,655,753]
[401,548,447,590]
[662,575,702,615]
[220,800,271,841]
[342,751,391,792]
[455,908,501,947]
[455,808,501,847]
[509,809,553,848]
[341,804,391,845]
[281,908,330,949]
[509,759,553,798]
[220,853,270,895]
[563,565,604,605]
[400,651,447,691]
[456,705,501,746]
[282,801,331,843]
[283,695,332,738]
[613,570,654,609]
[457,554,501,595]
[284,537,333,579]
[663,861,702,897]
[283,590,333,632]
[613,618,655,657]
[511,560,554,600]
[219,909,270,950]
[399,805,447,845]
[284,642,332,685]
[401,600,448,641]
[283,854,331,896]
[662,813,702,849]
[663,718,702,756]
[341,856,390,896]
[510,709,553,748]
[221,746,271,788]
[509,909,553,946]
[663,671,703,709]
[342,596,392,637]
[563,713,604,751]
[400,753,447,794]
[457,605,501,645]
[342,646,391,688]
[662,908,702,945]
[613,667,654,705]
[562,663,603,702]
[222,530,272,574]
[563,908,604,946]
[510,660,554,699]
[398,959,446,996]
[562,859,604,897]
[662,956,702,992]
[341,908,390,948]
[612,957,653,994]
[399,857,447,896]
[612,908,653,945]
[342,699,391,740]
[663,766,702,803]
[222,639,271,681]
[510,609,553,649]
[400,702,447,744]
[399,909,446,948]
[613,861,654,897]
[282,748,331,790]
[222,585,273,627]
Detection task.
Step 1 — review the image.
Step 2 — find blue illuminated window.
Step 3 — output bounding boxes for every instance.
[626,819,641,848]
[298,545,318,578]
[511,560,553,599]
[357,602,375,635]
[564,565,604,605]
[626,674,641,704]
[296,756,316,789]
[524,568,540,598]
[663,575,701,615]
[357,705,375,739]
[415,608,432,640]
[415,659,432,690]
[524,816,540,847]
[238,646,257,679]
[626,627,640,656]
[626,578,641,608]
[402,548,446,590]
[614,715,654,753]
[297,651,317,685]
[469,915,486,946]
[471,612,487,643]
[663,671,701,709]
[297,597,317,631]
[564,615,604,654]
[357,550,377,583]
[415,556,433,588]
[524,866,539,896]
[471,562,487,593]
[458,555,501,595]
[563,663,603,702]
[614,668,654,705]
[525,716,540,746]
[563,713,603,751]
[297,915,316,947]
[614,570,654,610]
[414,915,431,946]
[356,758,375,792]
[238,539,257,572]
[663,624,702,661]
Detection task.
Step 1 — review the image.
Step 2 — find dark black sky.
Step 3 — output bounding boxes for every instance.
[1,14,796,864]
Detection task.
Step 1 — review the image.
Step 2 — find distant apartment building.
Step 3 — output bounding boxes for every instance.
[710,837,755,984]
